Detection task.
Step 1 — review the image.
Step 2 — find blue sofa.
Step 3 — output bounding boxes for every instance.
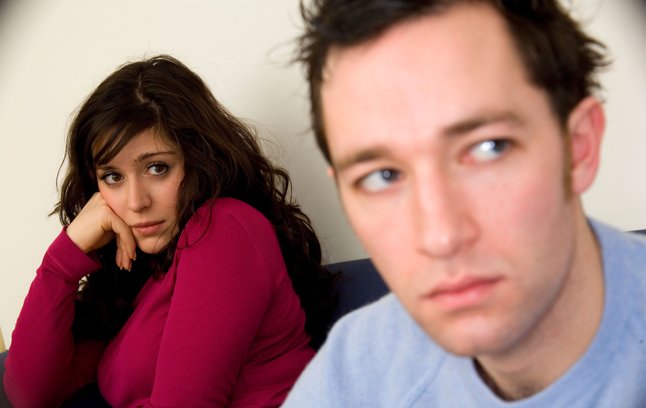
[0,258,388,407]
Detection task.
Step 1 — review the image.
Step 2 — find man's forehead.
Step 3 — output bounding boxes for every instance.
[320,3,537,163]
[321,2,512,85]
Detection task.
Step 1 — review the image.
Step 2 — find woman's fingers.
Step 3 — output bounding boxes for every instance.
[116,245,124,270]
[67,194,111,252]
[67,192,137,270]
[111,217,136,271]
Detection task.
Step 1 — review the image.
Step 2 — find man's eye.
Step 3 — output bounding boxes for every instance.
[148,163,169,176]
[469,139,510,162]
[101,173,122,185]
[358,169,400,193]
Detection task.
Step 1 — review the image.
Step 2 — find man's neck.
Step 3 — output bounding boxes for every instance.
[475,214,605,401]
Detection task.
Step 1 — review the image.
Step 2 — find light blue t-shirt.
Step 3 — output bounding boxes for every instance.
[283,221,646,407]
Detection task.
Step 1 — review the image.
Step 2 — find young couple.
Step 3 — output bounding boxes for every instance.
[5,1,646,406]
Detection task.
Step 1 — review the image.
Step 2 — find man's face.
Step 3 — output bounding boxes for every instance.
[322,3,594,357]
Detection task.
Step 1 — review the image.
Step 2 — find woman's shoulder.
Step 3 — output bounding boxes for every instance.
[181,198,275,245]
[198,197,260,215]
[194,198,269,227]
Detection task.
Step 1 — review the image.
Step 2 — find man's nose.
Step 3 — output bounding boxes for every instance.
[412,172,478,259]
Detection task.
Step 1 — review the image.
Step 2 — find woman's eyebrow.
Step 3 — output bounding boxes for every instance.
[134,150,177,163]
[95,151,178,172]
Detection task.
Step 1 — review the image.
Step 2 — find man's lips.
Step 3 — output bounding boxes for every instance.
[131,221,164,235]
[426,276,503,310]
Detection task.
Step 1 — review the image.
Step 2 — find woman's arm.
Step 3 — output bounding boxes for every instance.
[5,193,135,407]
[4,230,105,408]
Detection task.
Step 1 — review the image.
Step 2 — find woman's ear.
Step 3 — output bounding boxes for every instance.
[567,96,605,195]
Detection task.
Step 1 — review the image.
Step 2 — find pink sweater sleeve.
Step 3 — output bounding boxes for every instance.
[4,230,104,408]
[141,203,288,407]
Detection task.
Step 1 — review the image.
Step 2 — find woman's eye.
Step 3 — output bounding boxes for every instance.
[101,172,122,185]
[469,139,510,162]
[358,169,400,193]
[148,163,169,176]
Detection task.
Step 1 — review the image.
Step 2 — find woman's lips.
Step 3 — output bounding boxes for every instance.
[427,277,502,311]
[131,221,164,236]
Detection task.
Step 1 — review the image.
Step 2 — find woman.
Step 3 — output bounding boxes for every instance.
[3,55,336,407]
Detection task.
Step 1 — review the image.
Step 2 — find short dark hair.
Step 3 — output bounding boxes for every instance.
[296,0,609,163]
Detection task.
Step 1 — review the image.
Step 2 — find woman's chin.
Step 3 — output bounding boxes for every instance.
[135,238,169,255]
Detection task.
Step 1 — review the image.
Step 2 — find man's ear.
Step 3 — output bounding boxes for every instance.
[327,166,335,179]
[567,96,605,195]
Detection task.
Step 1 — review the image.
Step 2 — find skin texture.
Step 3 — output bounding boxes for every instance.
[66,129,185,270]
[321,3,606,400]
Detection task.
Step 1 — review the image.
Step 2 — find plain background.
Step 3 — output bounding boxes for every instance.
[0,0,645,347]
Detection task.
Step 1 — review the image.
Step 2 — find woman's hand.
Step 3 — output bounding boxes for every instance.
[66,192,137,271]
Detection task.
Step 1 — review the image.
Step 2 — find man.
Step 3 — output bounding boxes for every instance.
[284,0,646,406]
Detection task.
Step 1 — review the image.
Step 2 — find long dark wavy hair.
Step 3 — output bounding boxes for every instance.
[54,55,337,347]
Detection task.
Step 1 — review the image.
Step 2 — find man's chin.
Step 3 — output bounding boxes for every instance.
[422,322,512,358]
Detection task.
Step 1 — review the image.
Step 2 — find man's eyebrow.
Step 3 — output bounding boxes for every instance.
[333,112,522,172]
[334,146,391,173]
[443,111,523,137]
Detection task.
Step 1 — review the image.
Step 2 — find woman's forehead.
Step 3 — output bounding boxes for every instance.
[92,126,175,164]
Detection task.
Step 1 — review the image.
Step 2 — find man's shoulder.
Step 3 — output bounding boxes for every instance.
[593,220,646,293]
[329,293,429,348]
[593,219,646,260]
[328,293,449,380]
[283,294,450,407]
[592,220,646,333]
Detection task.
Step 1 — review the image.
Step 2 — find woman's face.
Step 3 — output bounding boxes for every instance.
[95,129,185,254]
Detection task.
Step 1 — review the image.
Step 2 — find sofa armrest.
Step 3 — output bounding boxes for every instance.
[325,258,389,331]
[0,350,11,407]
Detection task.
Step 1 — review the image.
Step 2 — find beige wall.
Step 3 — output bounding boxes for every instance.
[0,0,644,347]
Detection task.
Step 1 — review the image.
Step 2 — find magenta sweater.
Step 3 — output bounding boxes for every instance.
[4,198,315,407]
